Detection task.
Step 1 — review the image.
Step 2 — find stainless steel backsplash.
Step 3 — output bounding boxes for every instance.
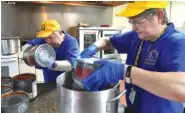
[1,2,113,40]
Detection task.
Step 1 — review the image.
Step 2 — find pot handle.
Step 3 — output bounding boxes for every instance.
[106,90,127,113]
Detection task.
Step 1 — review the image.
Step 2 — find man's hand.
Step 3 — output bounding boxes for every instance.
[82,59,125,91]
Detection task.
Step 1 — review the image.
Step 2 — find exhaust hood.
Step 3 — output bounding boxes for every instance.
[13,1,128,7]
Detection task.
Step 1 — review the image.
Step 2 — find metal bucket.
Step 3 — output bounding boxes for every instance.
[1,77,13,88]
[13,73,37,100]
[1,86,13,95]
[23,44,56,67]
[56,71,126,113]
[1,91,30,113]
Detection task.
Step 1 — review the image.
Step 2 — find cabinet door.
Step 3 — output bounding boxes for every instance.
[79,29,100,58]
[18,59,36,74]
[18,59,44,83]
[35,69,44,83]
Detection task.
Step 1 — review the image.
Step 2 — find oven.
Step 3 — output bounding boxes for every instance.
[1,55,19,77]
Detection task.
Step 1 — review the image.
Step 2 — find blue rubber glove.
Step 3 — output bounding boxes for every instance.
[70,58,78,69]
[80,44,97,58]
[82,59,125,91]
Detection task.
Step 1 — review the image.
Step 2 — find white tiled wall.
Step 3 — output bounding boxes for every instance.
[170,1,185,27]
[35,69,44,83]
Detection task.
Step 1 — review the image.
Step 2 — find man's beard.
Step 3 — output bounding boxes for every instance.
[51,44,60,48]
[141,36,157,41]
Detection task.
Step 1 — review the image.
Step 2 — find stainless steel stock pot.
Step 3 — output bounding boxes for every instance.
[1,37,20,55]
[56,71,126,113]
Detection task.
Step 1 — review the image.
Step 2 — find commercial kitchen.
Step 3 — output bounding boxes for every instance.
[1,1,185,113]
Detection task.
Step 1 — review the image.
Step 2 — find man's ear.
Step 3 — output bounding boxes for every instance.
[59,31,63,35]
[156,9,165,24]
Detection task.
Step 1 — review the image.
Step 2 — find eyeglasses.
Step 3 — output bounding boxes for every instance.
[128,9,158,25]
[128,18,146,25]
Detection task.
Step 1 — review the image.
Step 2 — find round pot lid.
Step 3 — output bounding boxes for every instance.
[35,44,56,67]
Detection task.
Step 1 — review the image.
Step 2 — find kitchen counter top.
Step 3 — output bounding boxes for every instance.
[30,83,59,113]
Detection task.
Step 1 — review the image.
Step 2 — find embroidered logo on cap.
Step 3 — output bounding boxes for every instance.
[40,24,45,31]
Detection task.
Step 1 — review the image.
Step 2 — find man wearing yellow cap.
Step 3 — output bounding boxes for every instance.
[80,2,185,113]
[23,19,79,83]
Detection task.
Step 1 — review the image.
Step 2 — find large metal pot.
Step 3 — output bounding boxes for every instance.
[23,44,56,67]
[56,71,126,113]
[1,37,20,55]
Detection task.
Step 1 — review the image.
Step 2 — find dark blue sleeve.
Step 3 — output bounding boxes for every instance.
[27,38,46,46]
[64,38,79,64]
[110,31,135,54]
[162,33,185,72]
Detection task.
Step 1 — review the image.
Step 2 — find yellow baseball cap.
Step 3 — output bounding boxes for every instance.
[36,19,61,38]
[116,1,169,18]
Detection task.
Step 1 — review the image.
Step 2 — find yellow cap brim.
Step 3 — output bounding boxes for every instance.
[36,31,52,38]
[116,8,146,18]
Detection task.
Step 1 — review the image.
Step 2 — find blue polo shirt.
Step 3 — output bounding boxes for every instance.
[110,23,185,113]
[27,33,79,83]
